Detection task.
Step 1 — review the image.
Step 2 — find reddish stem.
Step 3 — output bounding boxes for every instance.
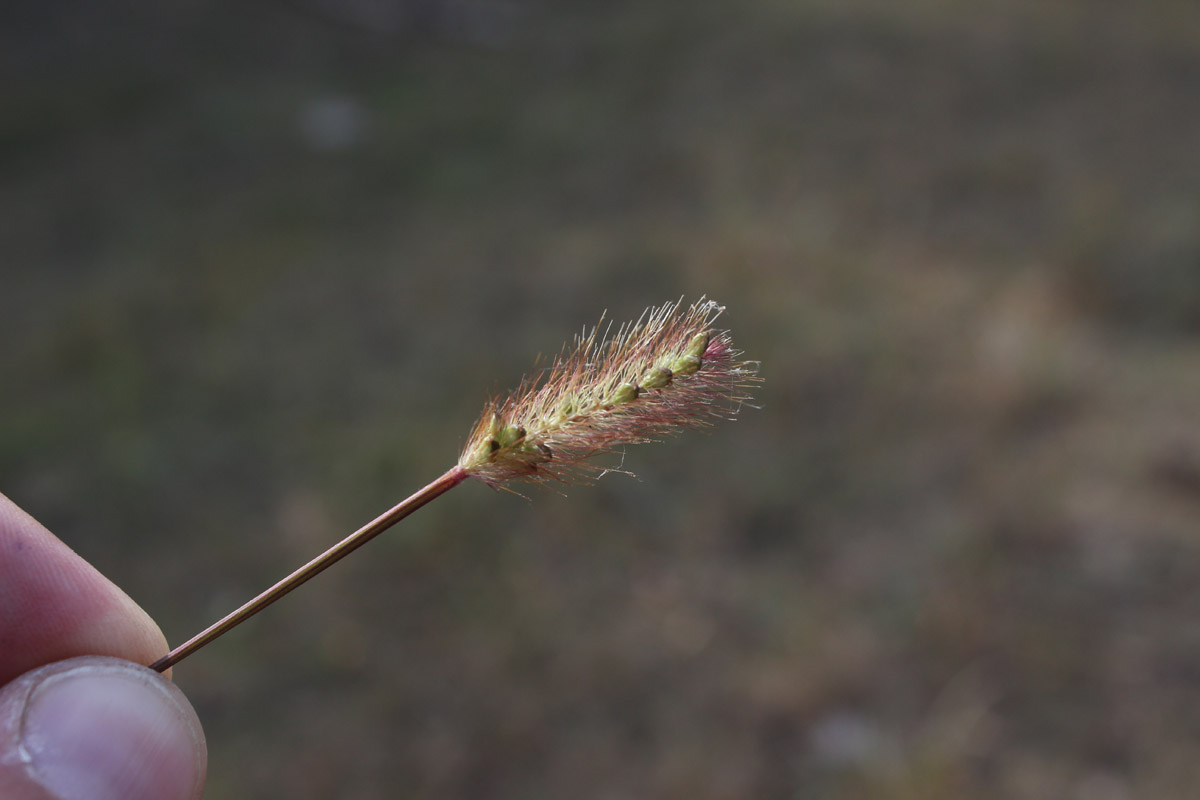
[150,466,469,673]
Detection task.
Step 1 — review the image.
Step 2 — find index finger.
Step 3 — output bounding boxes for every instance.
[0,493,168,685]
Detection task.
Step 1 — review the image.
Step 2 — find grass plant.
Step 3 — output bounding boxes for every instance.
[150,297,758,672]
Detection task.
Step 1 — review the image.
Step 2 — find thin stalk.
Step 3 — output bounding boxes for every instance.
[150,466,468,673]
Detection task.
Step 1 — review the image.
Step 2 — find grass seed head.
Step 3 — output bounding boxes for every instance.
[459,297,760,488]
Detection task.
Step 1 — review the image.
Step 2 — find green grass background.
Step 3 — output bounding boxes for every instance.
[5,1,1200,797]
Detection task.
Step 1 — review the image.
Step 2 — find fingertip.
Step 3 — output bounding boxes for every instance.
[0,657,207,800]
[0,494,170,680]
[89,591,172,671]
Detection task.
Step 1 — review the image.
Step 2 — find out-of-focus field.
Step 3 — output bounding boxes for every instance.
[5,1,1200,797]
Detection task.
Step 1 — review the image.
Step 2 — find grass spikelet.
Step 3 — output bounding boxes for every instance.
[458,297,761,488]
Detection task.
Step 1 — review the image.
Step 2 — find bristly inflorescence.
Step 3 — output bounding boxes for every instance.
[458,297,760,488]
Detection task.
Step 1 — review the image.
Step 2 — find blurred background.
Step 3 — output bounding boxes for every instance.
[4,1,1200,797]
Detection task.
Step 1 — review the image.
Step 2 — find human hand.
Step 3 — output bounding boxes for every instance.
[0,493,206,800]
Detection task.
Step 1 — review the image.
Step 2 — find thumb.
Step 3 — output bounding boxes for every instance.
[0,656,206,800]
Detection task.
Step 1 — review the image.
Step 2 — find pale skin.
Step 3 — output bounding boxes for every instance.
[0,492,206,800]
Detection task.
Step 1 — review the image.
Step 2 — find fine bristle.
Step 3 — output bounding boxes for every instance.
[458,297,760,488]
